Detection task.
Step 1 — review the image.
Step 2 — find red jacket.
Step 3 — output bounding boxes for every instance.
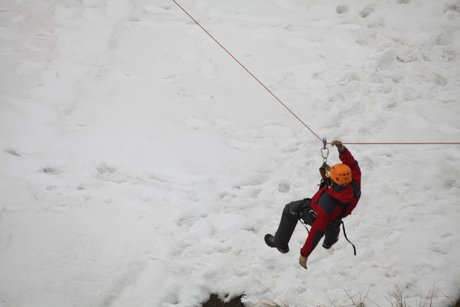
[300,148,361,257]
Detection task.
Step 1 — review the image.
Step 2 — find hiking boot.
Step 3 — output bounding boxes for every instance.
[264,234,289,254]
[322,237,338,249]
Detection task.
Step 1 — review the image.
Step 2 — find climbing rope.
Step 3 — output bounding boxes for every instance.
[171,0,323,143]
[338,141,460,145]
[171,0,460,147]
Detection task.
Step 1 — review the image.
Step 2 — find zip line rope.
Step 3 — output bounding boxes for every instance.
[171,0,323,143]
[171,0,460,146]
[329,141,460,146]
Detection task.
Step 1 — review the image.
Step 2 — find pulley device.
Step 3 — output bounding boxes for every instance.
[320,137,329,163]
[319,138,331,181]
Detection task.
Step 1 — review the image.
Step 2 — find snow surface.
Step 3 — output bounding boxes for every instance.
[1,0,460,306]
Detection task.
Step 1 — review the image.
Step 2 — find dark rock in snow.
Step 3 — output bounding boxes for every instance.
[202,294,245,307]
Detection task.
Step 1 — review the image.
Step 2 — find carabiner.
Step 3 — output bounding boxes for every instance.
[321,137,329,163]
[321,147,329,163]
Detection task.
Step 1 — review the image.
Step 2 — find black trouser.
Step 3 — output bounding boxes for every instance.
[274,198,341,248]
[323,220,341,248]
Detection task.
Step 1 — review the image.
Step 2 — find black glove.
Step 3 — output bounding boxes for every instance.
[331,140,346,153]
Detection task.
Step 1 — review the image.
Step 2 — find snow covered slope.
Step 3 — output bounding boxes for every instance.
[1,0,459,306]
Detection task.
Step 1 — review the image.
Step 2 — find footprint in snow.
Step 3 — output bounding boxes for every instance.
[430,245,448,255]
[96,163,117,175]
[359,4,375,18]
[445,2,460,13]
[375,48,398,71]
[5,149,22,157]
[278,181,290,193]
[95,163,131,184]
[39,167,59,175]
[176,215,197,229]
[336,5,348,14]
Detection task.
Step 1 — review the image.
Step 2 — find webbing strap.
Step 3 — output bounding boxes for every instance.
[341,221,357,256]
[299,218,310,234]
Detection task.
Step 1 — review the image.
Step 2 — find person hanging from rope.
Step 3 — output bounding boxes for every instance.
[264,140,361,269]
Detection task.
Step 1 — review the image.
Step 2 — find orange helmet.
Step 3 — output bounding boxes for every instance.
[330,163,352,185]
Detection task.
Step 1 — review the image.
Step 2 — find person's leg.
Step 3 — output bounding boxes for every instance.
[273,200,303,246]
[265,199,307,253]
[322,220,341,249]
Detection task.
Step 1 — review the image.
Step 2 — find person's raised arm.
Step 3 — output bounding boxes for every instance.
[331,140,361,185]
